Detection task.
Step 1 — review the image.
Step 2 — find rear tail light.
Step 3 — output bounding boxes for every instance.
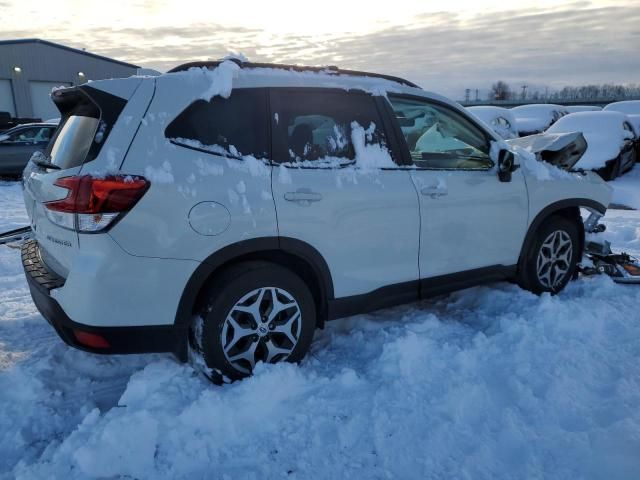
[73,330,111,349]
[44,175,149,232]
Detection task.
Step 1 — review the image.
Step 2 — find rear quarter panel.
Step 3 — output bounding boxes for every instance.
[110,72,277,261]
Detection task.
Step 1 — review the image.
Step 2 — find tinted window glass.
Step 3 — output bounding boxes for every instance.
[389,95,492,170]
[271,90,388,164]
[49,116,99,169]
[165,89,268,159]
[8,127,41,143]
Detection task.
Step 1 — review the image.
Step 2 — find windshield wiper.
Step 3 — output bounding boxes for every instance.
[32,158,61,170]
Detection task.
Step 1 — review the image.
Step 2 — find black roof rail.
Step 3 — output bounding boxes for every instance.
[167,60,421,89]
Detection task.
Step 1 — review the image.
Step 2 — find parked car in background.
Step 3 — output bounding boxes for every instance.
[545,111,637,180]
[604,100,640,136]
[19,60,611,383]
[467,106,518,139]
[0,111,42,133]
[0,123,57,177]
[511,104,569,136]
[564,105,601,113]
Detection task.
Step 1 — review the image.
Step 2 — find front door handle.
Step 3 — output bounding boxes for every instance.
[420,186,448,198]
[284,189,323,204]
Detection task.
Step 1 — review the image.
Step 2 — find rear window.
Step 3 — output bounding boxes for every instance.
[165,89,269,159]
[47,86,126,170]
[49,116,99,169]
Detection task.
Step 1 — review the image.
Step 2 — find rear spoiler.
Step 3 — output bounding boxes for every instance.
[506,131,587,170]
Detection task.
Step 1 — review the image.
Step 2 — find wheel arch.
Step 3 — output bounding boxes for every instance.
[518,198,606,272]
[174,237,334,331]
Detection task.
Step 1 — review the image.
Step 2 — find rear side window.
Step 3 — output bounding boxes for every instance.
[270,89,388,165]
[165,89,268,159]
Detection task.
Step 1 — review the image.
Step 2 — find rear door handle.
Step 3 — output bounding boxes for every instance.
[284,189,323,203]
[420,186,448,198]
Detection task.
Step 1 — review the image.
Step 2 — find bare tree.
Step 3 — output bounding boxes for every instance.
[490,81,511,101]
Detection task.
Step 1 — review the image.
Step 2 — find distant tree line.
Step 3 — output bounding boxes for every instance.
[488,81,640,101]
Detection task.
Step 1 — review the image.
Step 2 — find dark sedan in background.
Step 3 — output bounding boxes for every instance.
[0,123,57,178]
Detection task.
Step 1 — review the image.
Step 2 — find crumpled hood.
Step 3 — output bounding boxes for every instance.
[506,131,588,170]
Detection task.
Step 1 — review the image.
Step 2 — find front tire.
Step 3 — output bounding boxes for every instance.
[518,215,580,294]
[190,262,316,382]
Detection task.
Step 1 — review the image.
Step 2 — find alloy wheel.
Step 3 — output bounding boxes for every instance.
[536,230,573,290]
[220,287,302,374]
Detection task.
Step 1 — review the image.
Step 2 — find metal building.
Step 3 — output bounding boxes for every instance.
[0,39,139,120]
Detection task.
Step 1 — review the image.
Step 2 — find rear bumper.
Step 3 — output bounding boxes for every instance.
[22,239,188,359]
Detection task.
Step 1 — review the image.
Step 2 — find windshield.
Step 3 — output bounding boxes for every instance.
[48,115,99,169]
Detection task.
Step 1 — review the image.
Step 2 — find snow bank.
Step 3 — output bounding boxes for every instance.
[546,111,634,169]
[2,183,640,479]
[610,165,640,209]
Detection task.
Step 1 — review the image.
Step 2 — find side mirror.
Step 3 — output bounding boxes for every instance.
[498,149,517,182]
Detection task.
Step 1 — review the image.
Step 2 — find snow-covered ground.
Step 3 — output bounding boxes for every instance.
[611,166,640,210]
[1,180,640,479]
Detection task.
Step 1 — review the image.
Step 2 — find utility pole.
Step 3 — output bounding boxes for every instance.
[465,89,470,103]
[521,84,528,100]
[475,89,479,101]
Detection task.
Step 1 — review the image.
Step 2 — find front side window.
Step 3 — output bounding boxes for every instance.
[165,89,268,159]
[270,90,389,165]
[388,95,492,170]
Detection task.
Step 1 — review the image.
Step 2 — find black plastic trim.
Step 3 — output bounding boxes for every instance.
[420,265,517,298]
[174,237,334,326]
[328,265,517,320]
[518,198,607,268]
[328,280,419,319]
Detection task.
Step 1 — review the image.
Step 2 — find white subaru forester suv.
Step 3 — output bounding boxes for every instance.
[21,60,611,382]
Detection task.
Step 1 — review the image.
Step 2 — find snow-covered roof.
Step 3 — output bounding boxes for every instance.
[511,104,568,133]
[603,100,640,115]
[467,106,517,139]
[565,105,602,113]
[546,111,634,169]
[166,60,455,103]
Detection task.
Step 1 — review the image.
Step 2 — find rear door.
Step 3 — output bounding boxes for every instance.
[270,88,420,301]
[384,94,529,281]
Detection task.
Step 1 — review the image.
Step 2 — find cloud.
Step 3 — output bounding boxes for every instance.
[4,1,639,99]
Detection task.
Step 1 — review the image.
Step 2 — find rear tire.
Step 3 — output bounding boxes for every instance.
[190,261,316,383]
[517,215,581,295]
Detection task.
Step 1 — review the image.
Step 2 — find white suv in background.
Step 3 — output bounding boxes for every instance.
[21,60,611,382]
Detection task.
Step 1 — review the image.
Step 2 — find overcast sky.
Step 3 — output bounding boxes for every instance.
[2,0,638,99]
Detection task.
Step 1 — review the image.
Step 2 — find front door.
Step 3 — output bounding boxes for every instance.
[385,95,529,280]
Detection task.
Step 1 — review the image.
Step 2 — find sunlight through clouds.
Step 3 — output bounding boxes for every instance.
[2,0,638,98]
